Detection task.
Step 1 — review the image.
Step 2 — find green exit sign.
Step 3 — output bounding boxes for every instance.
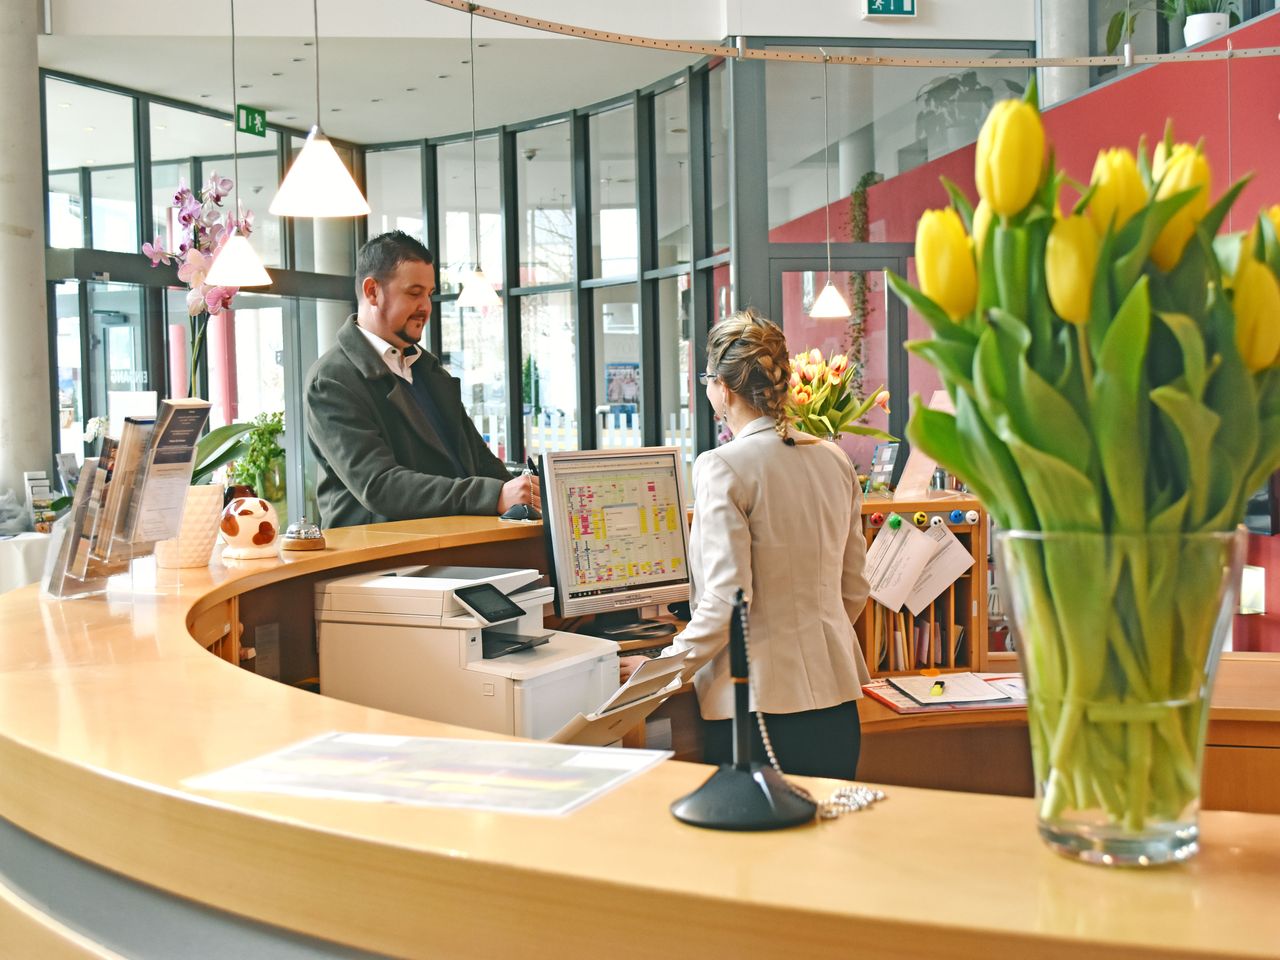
[236,104,267,138]
[864,0,917,15]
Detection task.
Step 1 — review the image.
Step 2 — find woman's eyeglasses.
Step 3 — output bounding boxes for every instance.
[697,372,719,385]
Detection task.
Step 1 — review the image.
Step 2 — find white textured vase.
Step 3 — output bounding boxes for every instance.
[153,485,223,569]
[1182,12,1229,47]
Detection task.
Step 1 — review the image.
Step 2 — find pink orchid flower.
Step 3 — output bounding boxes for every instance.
[142,238,171,267]
[204,173,234,202]
[185,286,207,317]
[204,285,237,315]
[177,248,210,287]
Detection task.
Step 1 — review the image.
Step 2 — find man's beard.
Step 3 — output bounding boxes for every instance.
[394,315,427,346]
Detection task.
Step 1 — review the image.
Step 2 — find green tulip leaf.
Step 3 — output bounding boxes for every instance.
[1002,432,1102,532]
[886,270,954,334]
[1150,385,1219,526]
[905,339,976,397]
[1155,310,1206,401]
[906,402,1006,524]
[1149,490,1188,533]
[1212,232,1245,284]
[1095,279,1152,531]
[953,389,1038,529]
[1197,174,1251,242]
[940,177,974,231]
[1111,188,1198,295]
[1023,216,1057,376]
[1088,224,1120,358]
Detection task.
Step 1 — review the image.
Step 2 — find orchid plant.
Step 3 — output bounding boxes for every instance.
[142,172,254,397]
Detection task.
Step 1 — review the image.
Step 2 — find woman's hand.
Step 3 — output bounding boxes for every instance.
[619,655,648,683]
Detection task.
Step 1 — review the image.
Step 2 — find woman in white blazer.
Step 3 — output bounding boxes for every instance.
[623,311,871,780]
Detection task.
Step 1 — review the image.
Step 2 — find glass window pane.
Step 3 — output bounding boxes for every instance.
[45,78,137,253]
[517,121,575,286]
[150,104,282,267]
[708,64,730,256]
[438,137,502,295]
[654,85,691,268]
[657,276,694,493]
[47,171,83,249]
[590,106,638,278]
[290,135,356,273]
[765,47,1031,241]
[521,290,577,457]
[205,291,287,431]
[366,146,424,241]
[53,281,84,458]
[594,283,642,450]
[440,300,508,460]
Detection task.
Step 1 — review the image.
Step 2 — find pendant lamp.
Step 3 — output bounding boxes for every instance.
[268,0,370,217]
[809,49,851,320]
[206,0,271,288]
[456,9,501,309]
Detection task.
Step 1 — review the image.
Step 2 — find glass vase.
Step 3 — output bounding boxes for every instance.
[994,529,1244,866]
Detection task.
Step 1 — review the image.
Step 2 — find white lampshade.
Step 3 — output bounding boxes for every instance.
[810,280,852,319]
[269,126,370,217]
[206,233,271,287]
[456,268,502,308]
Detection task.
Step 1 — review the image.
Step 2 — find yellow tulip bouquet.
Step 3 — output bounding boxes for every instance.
[888,81,1280,858]
[786,348,894,442]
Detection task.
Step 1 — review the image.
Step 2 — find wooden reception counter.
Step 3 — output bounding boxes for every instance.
[1,517,1279,959]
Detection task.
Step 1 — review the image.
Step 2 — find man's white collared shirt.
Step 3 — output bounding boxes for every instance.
[358,325,421,384]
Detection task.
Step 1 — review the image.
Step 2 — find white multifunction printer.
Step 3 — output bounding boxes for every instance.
[314,565,620,739]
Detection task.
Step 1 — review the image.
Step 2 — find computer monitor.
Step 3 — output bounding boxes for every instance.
[541,447,691,641]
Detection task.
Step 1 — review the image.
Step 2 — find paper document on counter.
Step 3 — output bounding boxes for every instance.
[887,671,1012,705]
[185,732,671,816]
[904,523,975,616]
[596,649,687,715]
[865,520,939,611]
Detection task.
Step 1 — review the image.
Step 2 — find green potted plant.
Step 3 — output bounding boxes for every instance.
[229,412,286,506]
[1105,0,1239,55]
[914,72,1024,158]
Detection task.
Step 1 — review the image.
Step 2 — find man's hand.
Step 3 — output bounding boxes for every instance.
[497,474,541,515]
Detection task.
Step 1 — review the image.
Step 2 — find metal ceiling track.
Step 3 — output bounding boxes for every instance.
[424,0,1279,68]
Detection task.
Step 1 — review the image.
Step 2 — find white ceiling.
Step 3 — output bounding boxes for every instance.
[39,35,701,148]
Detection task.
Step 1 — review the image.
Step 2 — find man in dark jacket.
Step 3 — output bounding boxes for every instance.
[305,231,539,528]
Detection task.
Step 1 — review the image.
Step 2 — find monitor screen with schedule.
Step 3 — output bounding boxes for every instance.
[541,447,692,620]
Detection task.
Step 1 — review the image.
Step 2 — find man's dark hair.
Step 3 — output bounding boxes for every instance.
[355,230,434,300]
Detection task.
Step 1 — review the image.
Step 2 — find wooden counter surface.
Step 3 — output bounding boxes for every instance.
[2,518,1280,959]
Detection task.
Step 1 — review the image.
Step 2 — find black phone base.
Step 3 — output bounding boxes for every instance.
[670,763,817,830]
[584,609,676,642]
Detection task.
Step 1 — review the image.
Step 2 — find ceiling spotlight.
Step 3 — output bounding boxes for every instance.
[84,125,94,132]
[291,57,305,63]
[436,74,449,79]
[58,102,70,108]
[405,86,417,92]
[154,123,167,130]
[271,71,283,77]
[240,83,252,89]
[370,98,381,103]
[200,93,212,98]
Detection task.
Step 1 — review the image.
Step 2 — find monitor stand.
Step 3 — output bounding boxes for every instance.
[586,609,677,643]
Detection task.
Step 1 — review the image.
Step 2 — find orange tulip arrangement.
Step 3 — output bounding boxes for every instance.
[786,348,893,442]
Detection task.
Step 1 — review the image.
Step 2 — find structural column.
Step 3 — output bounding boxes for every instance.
[1037,0,1092,107]
[314,220,353,356]
[0,0,52,497]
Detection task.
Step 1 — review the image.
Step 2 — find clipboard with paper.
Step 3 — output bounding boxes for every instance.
[548,650,689,746]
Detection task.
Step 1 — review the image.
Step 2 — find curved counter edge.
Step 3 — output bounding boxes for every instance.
[1,518,1279,960]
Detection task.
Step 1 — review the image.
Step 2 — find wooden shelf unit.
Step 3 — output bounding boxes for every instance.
[858,493,989,677]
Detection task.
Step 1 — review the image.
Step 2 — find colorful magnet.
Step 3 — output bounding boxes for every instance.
[870,512,885,526]
[965,509,980,524]
[887,513,902,530]
[930,515,944,527]
[949,509,965,524]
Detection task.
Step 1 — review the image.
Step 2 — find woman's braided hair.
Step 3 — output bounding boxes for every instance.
[706,309,795,445]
